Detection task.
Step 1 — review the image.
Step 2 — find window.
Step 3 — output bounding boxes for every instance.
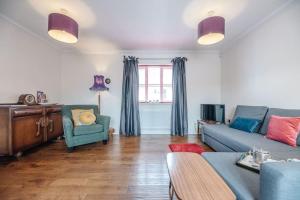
[139,65,172,103]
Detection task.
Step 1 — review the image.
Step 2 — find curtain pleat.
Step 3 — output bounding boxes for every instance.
[171,57,188,136]
[119,56,141,136]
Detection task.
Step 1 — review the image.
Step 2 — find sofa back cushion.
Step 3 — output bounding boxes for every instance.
[260,108,300,146]
[266,115,300,147]
[232,105,268,132]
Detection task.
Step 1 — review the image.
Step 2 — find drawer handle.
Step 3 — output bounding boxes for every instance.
[36,120,41,137]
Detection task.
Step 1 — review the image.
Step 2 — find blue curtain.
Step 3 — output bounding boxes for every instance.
[120,56,141,136]
[171,57,188,136]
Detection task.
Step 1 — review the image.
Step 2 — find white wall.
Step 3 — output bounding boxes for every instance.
[0,15,61,103]
[0,12,221,134]
[61,50,221,134]
[221,1,300,120]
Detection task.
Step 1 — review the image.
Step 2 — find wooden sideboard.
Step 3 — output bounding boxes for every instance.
[0,104,63,156]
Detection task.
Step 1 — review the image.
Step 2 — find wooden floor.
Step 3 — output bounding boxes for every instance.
[0,134,212,200]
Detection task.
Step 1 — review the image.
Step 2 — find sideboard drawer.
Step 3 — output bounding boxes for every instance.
[13,108,43,117]
[46,106,61,113]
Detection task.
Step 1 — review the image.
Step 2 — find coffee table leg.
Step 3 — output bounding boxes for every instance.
[169,180,171,198]
[169,180,174,200]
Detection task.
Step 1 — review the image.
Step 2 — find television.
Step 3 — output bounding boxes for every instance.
[201,104,225,123]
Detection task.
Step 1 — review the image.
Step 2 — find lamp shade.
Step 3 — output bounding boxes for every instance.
[48,13,78,43]
[89,75,109,91]
[198,16,225,45]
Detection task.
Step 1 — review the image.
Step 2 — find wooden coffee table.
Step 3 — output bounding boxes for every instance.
[166,152,236,200]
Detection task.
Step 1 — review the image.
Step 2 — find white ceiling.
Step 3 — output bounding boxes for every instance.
[0,0,291,53]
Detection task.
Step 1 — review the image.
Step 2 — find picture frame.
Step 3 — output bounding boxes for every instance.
[37,91,43,104]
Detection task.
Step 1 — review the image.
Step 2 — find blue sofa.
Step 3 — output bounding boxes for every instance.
[202,105,300,200]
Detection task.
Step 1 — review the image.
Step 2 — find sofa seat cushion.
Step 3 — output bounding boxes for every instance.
[203,124,297,153]
[203,152,259,200]
[74,124,104,136]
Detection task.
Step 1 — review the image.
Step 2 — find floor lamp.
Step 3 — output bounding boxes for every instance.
[89,75,109,114]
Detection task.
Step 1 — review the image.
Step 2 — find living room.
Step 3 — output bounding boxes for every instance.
[0,0,299,200]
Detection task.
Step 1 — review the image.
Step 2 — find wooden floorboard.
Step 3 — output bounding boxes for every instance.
[0,134,212,200]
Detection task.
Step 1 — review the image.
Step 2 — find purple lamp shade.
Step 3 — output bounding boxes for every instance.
[48,13,78,43]
[89,75,109,91]
[198,16,225,45]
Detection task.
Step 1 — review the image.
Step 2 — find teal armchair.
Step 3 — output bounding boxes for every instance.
[62,105,110,151]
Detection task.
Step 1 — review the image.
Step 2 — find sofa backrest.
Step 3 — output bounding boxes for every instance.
[260,108,300,146]
[233,105,269,122]
[62,105,99,119]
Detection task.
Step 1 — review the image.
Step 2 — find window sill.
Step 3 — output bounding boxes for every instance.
[139,102,172,105]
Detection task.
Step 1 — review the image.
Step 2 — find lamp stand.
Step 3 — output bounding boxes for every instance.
[98,91,101,115]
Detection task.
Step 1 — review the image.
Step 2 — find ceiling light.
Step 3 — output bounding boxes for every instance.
[48,13,78,44]
[198,13,225,45]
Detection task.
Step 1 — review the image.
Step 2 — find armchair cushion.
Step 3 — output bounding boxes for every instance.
[71,109,95,126]
[79,111,96,125]
[74,124,104,136]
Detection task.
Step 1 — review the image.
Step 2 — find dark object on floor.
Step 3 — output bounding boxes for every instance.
[102,140,108,145]
[67,147,74,153]
[169,143,204,154]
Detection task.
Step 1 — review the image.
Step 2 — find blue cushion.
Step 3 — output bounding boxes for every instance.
[230,117,260,133]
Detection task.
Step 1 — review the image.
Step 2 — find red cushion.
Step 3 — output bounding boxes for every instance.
[168,143,204,154]
[266,115,300,147]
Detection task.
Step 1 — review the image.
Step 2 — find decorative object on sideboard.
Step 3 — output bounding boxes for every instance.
[89,75,110,114]
[37,91,43,103]
[37,91,48,104]
[48,11,79,44]
[17,94,36,105]
[198,11,225,45]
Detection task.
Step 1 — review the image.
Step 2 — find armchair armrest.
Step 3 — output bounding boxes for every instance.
[96,114,111,139]
[62,116,74,141]
[260,162,300,200]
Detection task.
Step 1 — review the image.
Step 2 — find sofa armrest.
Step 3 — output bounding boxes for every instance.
[63,116,74,140]
[260,162,300,200]
[96,114,111,139]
